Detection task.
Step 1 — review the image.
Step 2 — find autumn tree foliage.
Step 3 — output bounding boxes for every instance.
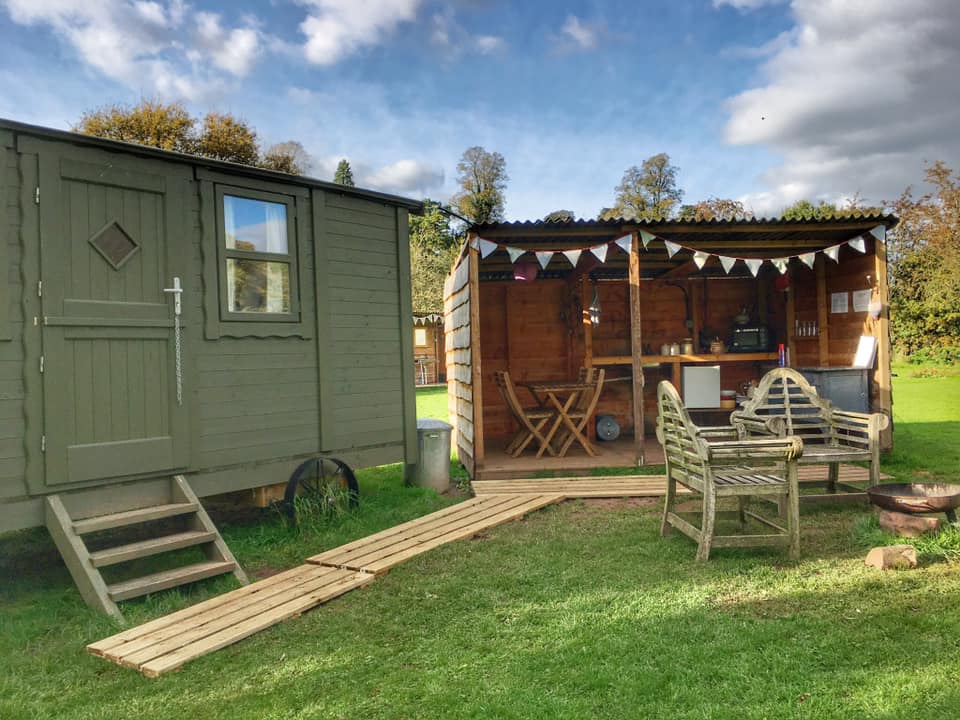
[76,99,307,174]
[452,146,508,225]
[678,198,753,221]
[888,162,960,362]
[261,141,312,175]
[409,200,462,313]
[606,153,683,220]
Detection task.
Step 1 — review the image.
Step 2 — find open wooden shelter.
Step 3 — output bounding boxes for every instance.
[443,215,897,480]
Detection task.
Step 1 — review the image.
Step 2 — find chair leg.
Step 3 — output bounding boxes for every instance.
[786,464,801,561]
[696,490,716,562]
[660,475,676,537]
[737,496,748,528]
[869,451,881,486]
[827,462,839,494]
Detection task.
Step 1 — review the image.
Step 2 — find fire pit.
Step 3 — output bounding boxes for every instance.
[867,483,960,523]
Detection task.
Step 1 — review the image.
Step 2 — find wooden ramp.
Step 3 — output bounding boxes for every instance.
[89,493,562,677]
[473,475,681,498]
[307,493,564,574]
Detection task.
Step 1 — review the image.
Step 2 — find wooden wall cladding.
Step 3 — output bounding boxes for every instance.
[444,255,474,467]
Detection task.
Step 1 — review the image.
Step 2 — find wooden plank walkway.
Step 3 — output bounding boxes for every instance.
[473,475,681,497]
[307,493,564,573]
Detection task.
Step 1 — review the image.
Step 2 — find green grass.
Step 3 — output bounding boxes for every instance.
[1,375,960,719]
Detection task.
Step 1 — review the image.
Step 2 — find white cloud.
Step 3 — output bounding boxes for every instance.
[299,0,422,65]
[0,0,262,100]
[474,34,505,55]
[560,15,598,50]
[713,0,787,10]
[429,10,506,59]
[364,158,445,196]
[723,0,960,215]
[194,12,260,76]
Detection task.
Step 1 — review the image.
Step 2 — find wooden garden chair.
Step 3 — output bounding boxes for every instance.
[493,371,558,457]
[555,368,606,456]
[656,380,804,561]
[730,367,889,502]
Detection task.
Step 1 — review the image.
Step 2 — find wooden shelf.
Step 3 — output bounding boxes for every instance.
[593,352,779,366]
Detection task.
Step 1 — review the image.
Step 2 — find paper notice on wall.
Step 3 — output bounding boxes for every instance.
[830,291,849,314]
[852,289,872,313]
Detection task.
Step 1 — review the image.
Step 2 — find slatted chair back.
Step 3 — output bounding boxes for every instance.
[741,368,836,446]
[493,370,527,427]
[572,368,604,417]
[656,381,708,491]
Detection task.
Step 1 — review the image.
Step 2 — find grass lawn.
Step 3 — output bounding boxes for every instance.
[1,371,959,719]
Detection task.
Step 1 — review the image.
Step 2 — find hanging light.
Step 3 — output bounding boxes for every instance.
[513,260,539,281]
[589,284,601,325]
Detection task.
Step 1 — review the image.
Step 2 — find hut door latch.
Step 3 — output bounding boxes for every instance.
[163,277,183,406]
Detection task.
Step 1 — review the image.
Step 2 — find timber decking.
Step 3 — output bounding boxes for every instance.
[473,475,684,497]
[90,493,563,677]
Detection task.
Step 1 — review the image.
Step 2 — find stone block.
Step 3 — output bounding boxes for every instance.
[865,544,918,570]
[878,510,941,538]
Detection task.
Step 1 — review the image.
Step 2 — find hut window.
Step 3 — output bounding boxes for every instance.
[414,328,428,346]
[218,190,299,320]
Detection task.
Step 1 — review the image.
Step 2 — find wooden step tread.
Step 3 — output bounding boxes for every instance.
[73,502,199,535]
[89,530,217,568]
[107,561,236,602]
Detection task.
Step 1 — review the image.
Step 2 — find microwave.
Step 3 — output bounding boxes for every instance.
[731,325,769,352]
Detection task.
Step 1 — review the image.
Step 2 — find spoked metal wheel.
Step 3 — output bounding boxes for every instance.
[282,456,359,519]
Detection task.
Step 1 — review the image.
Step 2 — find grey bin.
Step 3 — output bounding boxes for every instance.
[413,419,453,492]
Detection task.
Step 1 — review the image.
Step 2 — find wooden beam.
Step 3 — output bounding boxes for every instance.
[785,270,796,367]
[873,238,893,450]
[656,259,697,280]
[582,279,593,370]
[816,257,830,366]
[628,232,645,465]
[690,279,703,352]
[468,243,486,467]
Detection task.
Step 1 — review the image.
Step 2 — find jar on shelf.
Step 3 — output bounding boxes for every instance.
[681,338,694,355]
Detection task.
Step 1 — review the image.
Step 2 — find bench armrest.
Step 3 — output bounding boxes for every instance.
[729,411,787,438]
[829,409,889,449]
[705,436,804,463]
[695,425,740,441]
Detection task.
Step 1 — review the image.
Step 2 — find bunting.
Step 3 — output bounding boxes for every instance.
[469,223,883,278]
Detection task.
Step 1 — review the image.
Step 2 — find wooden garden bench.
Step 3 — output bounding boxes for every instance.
[730,368,889,503]
[657,381,804,561]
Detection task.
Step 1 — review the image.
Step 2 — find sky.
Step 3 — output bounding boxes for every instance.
[1,0,958,220]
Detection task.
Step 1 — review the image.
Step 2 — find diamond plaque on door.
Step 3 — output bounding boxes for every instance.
[89,221,139,270]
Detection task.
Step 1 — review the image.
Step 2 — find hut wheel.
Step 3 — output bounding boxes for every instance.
[282,456,359,519]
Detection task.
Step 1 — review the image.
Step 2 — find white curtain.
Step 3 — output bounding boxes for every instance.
[224,196,238,248]
[265,203,287,253]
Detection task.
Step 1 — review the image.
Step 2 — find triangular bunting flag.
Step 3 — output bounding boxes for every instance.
[745,258,763,277]
[639,229,655,249]
[664,240,681,258]
[772,258,789,275]
[477,238,498,259]
[869,225,886,242]
[719,255,736,274]
[693,251,710,269]
[563,249,582,267]
[505,246,524,263]
[799,252,816,269]
[848,236,866,253]
[824,245,840,262]
[535,251,554,270]
[589,243,608,263]
[614,234,633,254]
[469,237,480,250]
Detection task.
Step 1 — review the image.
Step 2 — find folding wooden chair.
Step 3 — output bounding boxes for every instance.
[556,369,606,456]
[493,371,558,457]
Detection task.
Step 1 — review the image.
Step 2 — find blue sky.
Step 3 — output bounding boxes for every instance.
[1,0,958,220]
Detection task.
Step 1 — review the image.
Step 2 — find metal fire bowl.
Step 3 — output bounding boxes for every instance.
[867,483,960,517]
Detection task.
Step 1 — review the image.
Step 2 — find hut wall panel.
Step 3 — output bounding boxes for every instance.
[322,195,404,449]
[444,255,473,460]
[791,263,820,366]
[190,187,322,468]
[592,282,630,357]
[0,144,27,498]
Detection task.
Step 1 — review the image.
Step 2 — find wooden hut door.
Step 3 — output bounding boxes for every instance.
[37,148,190,486]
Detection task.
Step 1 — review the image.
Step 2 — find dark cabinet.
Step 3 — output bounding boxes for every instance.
[798,368,870,413]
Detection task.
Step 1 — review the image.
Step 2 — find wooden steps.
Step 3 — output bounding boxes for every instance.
[46,476,247,620]
[308,494,564,574]
[88,565,373,677]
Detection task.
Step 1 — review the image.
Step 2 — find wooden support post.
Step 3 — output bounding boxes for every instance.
[785,269,796,367]
[582,279,594,369]
[873,236,893,450]
[816,258,830,366]
[628,232,645,465]
[690,279,702,352]
[468,244,485,467]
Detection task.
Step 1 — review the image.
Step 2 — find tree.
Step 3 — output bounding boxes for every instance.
[333,159,355,186]
[781,199,838,220]
[261,141,310,175]
[678,198,753,221]
[888,161,960,362]
[543,209,575,223]
[409,199,462,313]
[76,100,303,170]
[75,99,195,153]
[452,146,508,224]
[610,153,683,220]
[195,112,259,165]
